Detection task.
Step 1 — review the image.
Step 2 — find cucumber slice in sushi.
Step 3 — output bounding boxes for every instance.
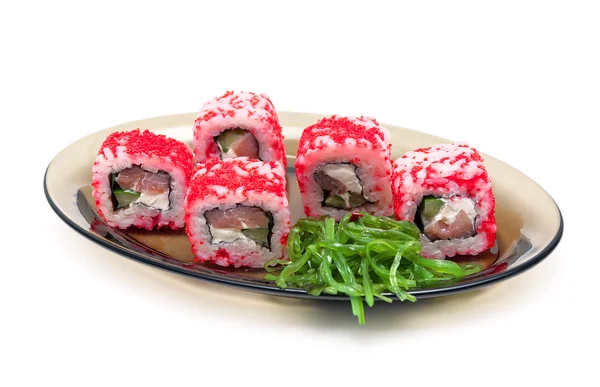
[241,228,270,246]
[324,192,368,209]
[113,188,141,209]
[216,128,246,153]
[324,194,348,209]
[419,196,445,221]
[349,192,367,207]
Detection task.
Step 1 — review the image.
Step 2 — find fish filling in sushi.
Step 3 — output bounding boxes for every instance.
[110,166,171,211]
[314,163,371,210]
[204,205,273,248]
[215,128,260,160]
[417,196,477,241]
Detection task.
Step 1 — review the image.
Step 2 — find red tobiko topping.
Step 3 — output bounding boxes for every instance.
[298,115,388,153]
[185,159,286,204]
[215,249,230,260]
[98,129,194,176]
[410,165,423,180]
[199,91,278,123]
[280,234,288,246]
[218,90,235,99]
[201,110,218,121]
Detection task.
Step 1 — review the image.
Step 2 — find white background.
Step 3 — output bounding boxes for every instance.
[1,1,598,386]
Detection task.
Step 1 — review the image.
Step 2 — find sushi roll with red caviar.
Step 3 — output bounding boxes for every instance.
[92,129,194,230]
[193,91,286,168]
[392,143,497,259]
[185,158,290,268]
[295,115,394,220]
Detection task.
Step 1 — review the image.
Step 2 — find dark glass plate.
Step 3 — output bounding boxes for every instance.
[44,112,563,300]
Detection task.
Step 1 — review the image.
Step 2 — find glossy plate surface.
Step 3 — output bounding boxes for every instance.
[44,112,563,300]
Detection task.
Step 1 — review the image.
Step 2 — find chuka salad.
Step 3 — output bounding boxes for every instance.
[265,213,481,324]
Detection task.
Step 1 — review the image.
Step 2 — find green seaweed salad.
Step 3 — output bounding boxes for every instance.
[265,212,481,324]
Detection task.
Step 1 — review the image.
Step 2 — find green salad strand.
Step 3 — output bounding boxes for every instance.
[265,212,481,324]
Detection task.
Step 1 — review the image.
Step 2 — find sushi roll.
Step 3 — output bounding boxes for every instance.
[392,143,497,259]
[295,115,393,220]
[185,158,290,268]
[193,91,286,168]
[92,129,194,230]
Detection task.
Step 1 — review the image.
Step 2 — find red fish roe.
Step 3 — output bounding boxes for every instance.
[185,159,286,205]
[298,115,390,154]
[98,129,194,178]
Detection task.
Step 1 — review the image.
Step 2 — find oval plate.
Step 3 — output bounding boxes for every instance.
[44,112,563,300]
